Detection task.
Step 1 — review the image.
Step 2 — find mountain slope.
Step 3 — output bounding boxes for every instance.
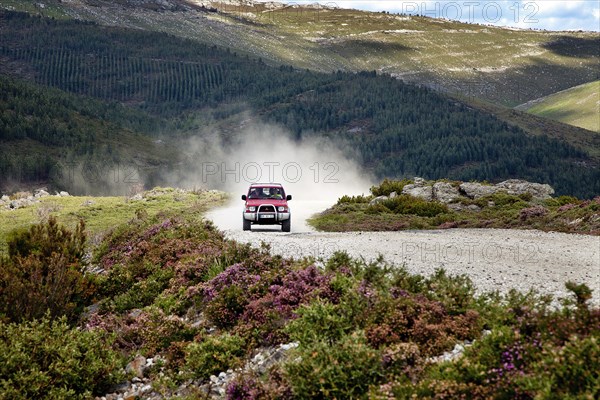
[2,0,598,107]
[516,81,600,133]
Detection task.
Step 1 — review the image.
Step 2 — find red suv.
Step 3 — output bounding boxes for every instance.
[242,183,292,232]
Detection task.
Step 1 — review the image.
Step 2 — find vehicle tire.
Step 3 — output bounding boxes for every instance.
[243,219,251,231]
[282,219,291,232]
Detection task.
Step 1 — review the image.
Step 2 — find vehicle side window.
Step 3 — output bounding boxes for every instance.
[248,188,260,199]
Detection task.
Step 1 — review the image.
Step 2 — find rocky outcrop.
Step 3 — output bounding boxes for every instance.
[459,179,554,200]
[369,195,388,205]
[367,178,556,206]
[0,189,70,210]
[495,179,554,199]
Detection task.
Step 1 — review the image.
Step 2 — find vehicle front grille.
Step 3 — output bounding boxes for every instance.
[260,206,275,212]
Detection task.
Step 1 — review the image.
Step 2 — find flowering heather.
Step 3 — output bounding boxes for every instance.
[201,263,263,302]
[519,205,548,221]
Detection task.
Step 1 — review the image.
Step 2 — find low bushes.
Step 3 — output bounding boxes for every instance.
[0,216,93,322]
[371,178,413,197]
[185,333,246,380]
[0,315,123,399]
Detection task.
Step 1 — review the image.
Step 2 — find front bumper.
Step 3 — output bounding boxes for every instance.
[243,204,290,224]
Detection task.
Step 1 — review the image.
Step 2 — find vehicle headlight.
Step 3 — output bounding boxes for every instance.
[248,206,256,212]
[278,206,287,212]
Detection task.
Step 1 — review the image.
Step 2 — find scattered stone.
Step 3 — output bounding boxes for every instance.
[369,195,388,205]
[108,382,129,394]
[59,191,70,197]
[389,191,397,198]
[467,204,481,212]
[126,355,147,378]
[128,309,143,319]
[433,182,460,203]
[459,182,497,199]
[34,189,50,197]
[1,195,9,202]
[402,184,433,201]
[140,385,152,394]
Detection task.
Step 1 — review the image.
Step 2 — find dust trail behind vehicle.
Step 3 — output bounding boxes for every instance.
[198,123,374,232]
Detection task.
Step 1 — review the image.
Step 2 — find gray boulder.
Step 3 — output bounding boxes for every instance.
[35,189,50,198]
[433,182,460,203]
[369,195,388,205]
[495,179,554,199]
[459,182,497,199]
[402,184,433,201]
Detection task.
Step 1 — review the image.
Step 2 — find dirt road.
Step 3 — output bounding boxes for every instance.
[206,202,600,303]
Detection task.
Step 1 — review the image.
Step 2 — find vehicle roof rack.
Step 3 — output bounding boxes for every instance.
[250,183,283,186]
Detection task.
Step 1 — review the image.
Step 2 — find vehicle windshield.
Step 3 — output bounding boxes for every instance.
[248,187,285,200]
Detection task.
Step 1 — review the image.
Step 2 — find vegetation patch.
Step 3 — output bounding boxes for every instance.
[309,179,600,234]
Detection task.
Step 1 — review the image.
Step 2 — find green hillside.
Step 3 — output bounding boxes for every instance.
[0,10,598,197]
[1,0,597,106]
[0,75,179,194]
[517,81,600,133]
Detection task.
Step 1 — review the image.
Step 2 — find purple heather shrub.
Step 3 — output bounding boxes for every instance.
[226,376,262,400]
[269,265,332,312]
[202,263,263,302]
[519,205,548,221]
[357,279,377,300]
[558,203,577,212]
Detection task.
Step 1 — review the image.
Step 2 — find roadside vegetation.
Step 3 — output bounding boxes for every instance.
[0,199,598,399]
[0,188,227,255]
[309,179,600,234]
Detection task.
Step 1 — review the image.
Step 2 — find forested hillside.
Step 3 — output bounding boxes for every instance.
[0,75,177,192]
[0,11,598,197]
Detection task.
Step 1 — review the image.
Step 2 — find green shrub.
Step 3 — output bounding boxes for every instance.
[285,331,383,399]
[544,195,580,207]
[337,194,371,204]
[371,179,413,197]
[0,314,123,399]
[324,251,355,273]
[0,217,93,322]
[285,299,357,345]
[382,195,449,217]
[488,192,528,207]
[106,264,175,313]
[204,284,248,329]
[424,269,476,313]
[518,335,600,397]
[185,333,246,380]
[366,202,393,214]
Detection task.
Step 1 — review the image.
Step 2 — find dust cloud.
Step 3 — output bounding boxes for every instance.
[186,123,375,233]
